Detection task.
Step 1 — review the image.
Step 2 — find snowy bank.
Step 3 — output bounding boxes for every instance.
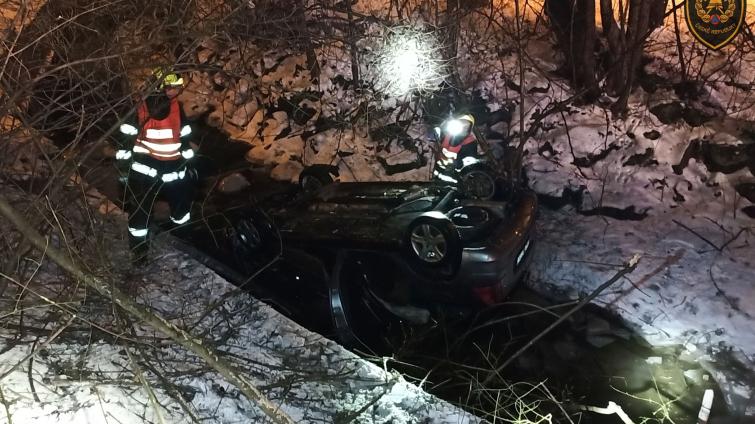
[0,187,477,424]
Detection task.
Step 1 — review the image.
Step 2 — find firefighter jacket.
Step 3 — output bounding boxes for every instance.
[438,133,478,169]
[116,96,194,180]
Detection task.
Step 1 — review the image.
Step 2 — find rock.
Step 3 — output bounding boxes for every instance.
[234,78,252,105]
[197,48,215,64]
[207,109,225,128]
[270,161,303,183]
[229,100,259,128]
[650,102,684,125]
[231,109,265,140]
[261,112,289,137]
[218,173,251,193]
[735,183,755,203]
[623,148,658,167]
[586,334,615,348]
[586,316,612,336]
[487,105,514,127]
[181,96,212,120]
[272,110,288,123]
[650,364,688,397]
[682,106,715,127]
[213,71,229,90]
[643,130,661,140]
[683,368,706,386]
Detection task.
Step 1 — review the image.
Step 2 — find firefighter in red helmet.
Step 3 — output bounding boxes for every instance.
[116,69,195,265]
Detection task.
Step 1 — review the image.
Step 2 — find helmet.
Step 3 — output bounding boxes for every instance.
[152,68,184,89]
[456,114,475,125]
[443,114,475,137]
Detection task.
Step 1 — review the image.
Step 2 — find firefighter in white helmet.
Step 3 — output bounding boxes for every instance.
[432,114,479,184]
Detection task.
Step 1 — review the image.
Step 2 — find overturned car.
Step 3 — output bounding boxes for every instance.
[189,178,537,350]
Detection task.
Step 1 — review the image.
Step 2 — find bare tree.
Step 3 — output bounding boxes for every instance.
[545,0,600,102]
[601,0,668,113]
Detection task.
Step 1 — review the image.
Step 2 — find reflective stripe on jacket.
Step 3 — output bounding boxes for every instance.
[134,98,183,161]
[440,134,476,159]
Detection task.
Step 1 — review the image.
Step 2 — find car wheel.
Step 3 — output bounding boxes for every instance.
[230,210,278,273]
[404,213,462,277]
[449,206,493,241]
[299,167,335,194]
[329,252,400,355]
[460,167,496,200]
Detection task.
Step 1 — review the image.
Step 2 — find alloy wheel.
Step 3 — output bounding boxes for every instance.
[410,224,447,263]
[462,170,496,200]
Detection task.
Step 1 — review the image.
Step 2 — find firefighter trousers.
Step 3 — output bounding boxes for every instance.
[125,170,194,256]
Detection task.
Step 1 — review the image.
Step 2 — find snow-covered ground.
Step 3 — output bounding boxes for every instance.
[174,3,755,415]
[2,0,754,419]
[0,188,477,424]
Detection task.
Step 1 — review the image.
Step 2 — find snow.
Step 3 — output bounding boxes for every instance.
[0,187,478,424]
[2,0,755,419]
[168,3,755,415]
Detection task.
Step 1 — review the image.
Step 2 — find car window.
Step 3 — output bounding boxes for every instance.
[391,197,434,214]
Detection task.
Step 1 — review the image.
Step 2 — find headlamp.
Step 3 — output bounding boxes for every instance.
[445,119,464,136]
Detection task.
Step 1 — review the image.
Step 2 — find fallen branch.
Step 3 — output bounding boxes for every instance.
[672,219,720,251]
[0,193,295,424]
[483,254,641,385]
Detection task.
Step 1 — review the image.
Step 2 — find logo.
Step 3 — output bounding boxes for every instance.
[685,0,746,50]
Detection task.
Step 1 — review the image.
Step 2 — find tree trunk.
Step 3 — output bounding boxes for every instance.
[296,0,319,80]
[345,0,360,86]
[545,0,600,101]
[444,0,464,104]
[601,0,668,114]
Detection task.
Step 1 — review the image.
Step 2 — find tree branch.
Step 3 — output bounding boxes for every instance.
[0,193,295,424]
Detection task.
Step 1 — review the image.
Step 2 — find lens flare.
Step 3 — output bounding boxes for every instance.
[369,26,447,96]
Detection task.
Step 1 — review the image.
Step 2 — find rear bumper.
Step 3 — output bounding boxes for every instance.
[456,191,538,304]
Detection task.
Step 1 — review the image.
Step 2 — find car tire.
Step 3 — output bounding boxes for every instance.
[299,166,335,194]
[459,165,497,200]
[230,210,278,273]
[448,206,494,241]
[403,213,462,278]
[329,252,399,355]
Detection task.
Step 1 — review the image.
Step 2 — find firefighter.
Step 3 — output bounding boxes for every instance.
[116,70,195,264]
[433,114,479,183]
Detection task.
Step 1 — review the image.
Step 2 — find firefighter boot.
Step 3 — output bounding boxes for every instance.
[129,235,149,267]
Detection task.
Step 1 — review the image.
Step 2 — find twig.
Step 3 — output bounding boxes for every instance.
[124,346,167,424]
[0,385,12,424]
[483,254,641,384]
[672,219,720,251]
[27,339,40,403]
[335,384,391,424]
[0,315,75,382]
[719,227,748,251]
[0,193,295,424]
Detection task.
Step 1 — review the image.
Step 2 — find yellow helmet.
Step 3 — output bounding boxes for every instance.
[456,114,475,125]
[152,68,184,89]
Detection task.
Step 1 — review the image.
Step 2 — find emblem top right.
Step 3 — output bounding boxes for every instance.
[685,0,747,50]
